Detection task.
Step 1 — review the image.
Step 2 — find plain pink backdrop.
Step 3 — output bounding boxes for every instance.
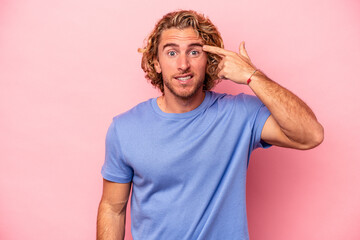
[1,0,359,239]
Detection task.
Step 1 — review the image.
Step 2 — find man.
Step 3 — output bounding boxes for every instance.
[97,10,324,240]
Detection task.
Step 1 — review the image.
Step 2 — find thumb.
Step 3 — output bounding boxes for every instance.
[239,41,250,60]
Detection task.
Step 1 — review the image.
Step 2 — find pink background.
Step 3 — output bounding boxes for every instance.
[1,0,359,239]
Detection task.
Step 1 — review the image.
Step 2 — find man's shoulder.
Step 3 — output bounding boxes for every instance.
[209,91,259,104]
[112,97,155,123]
[209,91,265,115]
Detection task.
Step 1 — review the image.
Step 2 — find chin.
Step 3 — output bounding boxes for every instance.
[169,86,203,100]
[164,79,204,100]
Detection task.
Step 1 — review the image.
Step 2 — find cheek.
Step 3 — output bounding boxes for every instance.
[195,57,208,73]
[158,58,176,73]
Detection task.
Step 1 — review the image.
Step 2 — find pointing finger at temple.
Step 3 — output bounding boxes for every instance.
[202,45,233,57]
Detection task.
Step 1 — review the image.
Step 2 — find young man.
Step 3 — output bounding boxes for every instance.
[97,10,324,240]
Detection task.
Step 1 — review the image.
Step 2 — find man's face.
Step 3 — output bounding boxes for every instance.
[154,27,208,99]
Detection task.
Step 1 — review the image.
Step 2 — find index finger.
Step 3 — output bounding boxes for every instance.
[202,45,233,56]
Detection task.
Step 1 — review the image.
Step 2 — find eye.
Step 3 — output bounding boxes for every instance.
[167,50,177,57]
[190,50,200,56]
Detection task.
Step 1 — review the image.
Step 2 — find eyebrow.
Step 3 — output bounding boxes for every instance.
[162,43,203,50]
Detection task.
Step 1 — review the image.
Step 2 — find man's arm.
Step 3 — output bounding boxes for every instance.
[97,179,131,240]
[249,72,323,149]
[203,42,324,149]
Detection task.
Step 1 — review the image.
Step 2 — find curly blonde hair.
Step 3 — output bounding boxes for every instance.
[139,10,224,93]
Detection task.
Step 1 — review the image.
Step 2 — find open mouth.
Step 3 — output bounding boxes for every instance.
[175,74,193,82]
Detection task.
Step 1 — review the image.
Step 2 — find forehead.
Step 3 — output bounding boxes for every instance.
[158,27,203,47]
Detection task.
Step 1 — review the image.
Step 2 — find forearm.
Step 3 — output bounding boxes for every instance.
[97,200,127,240]
[249,70,324,146]
[202,43,324,148]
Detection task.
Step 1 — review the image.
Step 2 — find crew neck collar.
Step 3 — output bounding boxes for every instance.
[151,91,211,119]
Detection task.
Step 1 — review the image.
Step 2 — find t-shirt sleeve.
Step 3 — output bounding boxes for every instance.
[242,94,272,150]
[101,120,133,183]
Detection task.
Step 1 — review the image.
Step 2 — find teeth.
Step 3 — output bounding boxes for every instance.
[177,76,191,81]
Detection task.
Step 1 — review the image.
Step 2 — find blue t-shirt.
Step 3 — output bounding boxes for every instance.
[102,91,271,240]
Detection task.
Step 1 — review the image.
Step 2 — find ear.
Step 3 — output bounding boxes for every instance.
[153,58,162,73]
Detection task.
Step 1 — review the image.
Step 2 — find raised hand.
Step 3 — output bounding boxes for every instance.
[205,41,324,150]
[203,42,257,84]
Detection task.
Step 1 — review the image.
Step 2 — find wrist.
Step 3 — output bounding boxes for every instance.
[246,69,258,85]
[247,69,265,86]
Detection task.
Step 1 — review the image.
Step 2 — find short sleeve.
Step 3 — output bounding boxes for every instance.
[101,120,133,183]
[242,94,272,150]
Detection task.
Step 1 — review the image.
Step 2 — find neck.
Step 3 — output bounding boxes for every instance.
[157,90,206,114]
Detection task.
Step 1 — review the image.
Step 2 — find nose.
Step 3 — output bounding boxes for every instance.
[177,54,190,72]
